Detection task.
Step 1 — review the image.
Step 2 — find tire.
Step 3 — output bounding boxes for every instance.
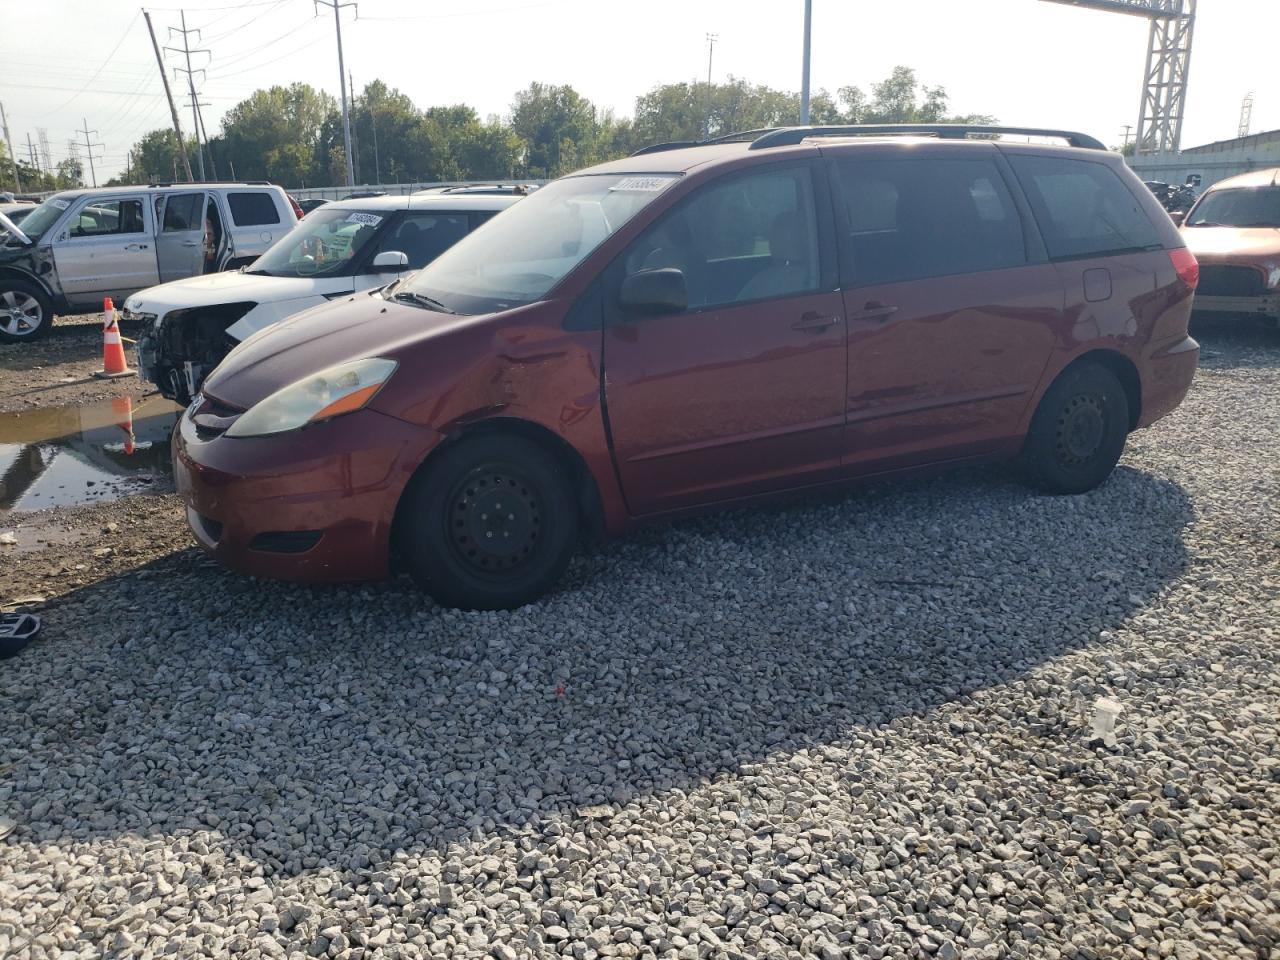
[397,433,579,610]
[1020,362,1130,495]
[0,280,53,343]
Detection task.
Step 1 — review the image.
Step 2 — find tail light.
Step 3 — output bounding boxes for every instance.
[1169,247,1199,289]
[287,194,304,220]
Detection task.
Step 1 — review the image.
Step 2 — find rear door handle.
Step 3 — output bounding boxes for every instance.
[125,243,149,251]
[849,301,898,323]
[792,311,840,333]
[181,240,201,247]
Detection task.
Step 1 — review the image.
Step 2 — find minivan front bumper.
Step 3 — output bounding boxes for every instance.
[173,404,442,582]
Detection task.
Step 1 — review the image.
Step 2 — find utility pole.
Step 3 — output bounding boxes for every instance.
[799,0,812,124]
[315,0,357,188]
[26,134,38,169]
[166,11,210,180]
[144,10,194,182]
[349,70,360,183]
[0,102,19,192]
[196,106,219,179]
[78,119,104,187]
[1120,124,1134,151]
[702,33,718,139]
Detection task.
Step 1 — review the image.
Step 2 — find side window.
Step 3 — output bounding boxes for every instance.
[1009,156,1161,259]
[376,213,469,269]
[623,165,821,309]
[227,192,281,226]
[835,158,1026,287]
[69,199,146,238]
[471,211,498,229]
[162,193,203,232]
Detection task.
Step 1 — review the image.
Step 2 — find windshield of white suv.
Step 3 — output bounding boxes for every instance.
[1186,187,1280,228]
[3,196,70,242]
[246,207,385,277]
[400,173,681,314]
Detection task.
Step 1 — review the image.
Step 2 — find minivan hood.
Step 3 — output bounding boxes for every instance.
[202,292,488,408]
[124,271,346,314]
[1181,226,1280,264]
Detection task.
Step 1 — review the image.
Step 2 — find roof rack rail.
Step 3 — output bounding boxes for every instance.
[747,124,1107,151]
[630,128,785,157]
[144,179,274,188]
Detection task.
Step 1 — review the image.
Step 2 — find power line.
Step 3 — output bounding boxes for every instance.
[77,119,105,187]
[47,12,143,115]
[165,10,212,179]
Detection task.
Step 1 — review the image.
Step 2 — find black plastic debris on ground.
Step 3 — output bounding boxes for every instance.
[0,613,41,657]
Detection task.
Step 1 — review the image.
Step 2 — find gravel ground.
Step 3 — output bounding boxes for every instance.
[1,318,1278,960]
[0,314,155,414]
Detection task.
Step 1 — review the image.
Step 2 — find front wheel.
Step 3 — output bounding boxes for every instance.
[1020,363,1130,495]
[397,434,579,610]
[0,280,53,342]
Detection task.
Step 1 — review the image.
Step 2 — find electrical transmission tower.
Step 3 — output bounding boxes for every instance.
[77,120,104,187]
[1238,92,1254,139]
[1040,0,1196,156]
[37,129,51,174]
[166,11,212,180]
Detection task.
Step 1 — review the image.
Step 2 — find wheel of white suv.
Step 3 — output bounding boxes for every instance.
[0,280,53,342]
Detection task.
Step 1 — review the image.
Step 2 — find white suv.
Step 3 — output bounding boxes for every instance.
[0,182,297,341]
[129,192,522,402]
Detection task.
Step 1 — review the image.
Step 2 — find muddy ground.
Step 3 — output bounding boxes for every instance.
[0,312,158,414]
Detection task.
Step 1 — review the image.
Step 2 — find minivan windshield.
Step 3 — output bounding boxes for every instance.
[1185,187,1280,228]
[401,173,681,314]
[2,196,70,243]
[246,207,386,277]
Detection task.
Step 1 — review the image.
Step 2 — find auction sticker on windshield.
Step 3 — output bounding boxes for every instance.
[51,199,70,210]
[610,176,678,193]
[345,213,383,226]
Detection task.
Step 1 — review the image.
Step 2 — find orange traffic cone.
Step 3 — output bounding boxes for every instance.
[94,296,135,379]
[111,396,136,455]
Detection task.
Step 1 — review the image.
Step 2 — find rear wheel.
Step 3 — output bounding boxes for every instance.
[398,434,579,610]
[1020,362,1130,494]
[0,280,52,342]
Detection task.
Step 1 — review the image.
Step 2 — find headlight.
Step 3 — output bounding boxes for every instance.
[225,357,397,438]
[1268,266,1280,289]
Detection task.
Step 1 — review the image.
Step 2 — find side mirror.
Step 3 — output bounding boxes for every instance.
[619,268,687,317]
[371,250,409,272]
[1169,210,1186,227]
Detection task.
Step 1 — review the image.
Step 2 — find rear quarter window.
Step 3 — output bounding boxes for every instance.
[227,191,282,226]
[1009,156,1161,260]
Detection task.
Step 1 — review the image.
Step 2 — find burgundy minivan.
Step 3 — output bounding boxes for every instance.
[174,125,1200,609]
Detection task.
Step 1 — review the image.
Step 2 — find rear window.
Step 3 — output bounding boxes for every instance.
[1010,156,1161,260]
[227,192,281,226]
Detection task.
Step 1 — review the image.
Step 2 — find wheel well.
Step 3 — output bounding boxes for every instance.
[391,417,606,564]
[1063,350,1142,431]
[0,268,51,301]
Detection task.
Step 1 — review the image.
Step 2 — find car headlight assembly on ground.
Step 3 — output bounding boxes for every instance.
[225,358,398,438]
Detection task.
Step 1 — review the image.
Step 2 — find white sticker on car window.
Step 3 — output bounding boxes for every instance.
[52,199,70,210]
[345,212,383,226]
[610,176,677,193]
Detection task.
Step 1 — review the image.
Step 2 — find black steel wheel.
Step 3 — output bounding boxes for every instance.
[1021,362,1130,494]
[398,433,578,609]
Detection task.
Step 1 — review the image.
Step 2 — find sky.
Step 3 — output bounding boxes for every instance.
[2,0,1277,185]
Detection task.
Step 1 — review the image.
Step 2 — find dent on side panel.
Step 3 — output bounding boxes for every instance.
[393,315,631,534]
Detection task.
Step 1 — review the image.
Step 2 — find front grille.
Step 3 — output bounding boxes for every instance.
[1198,265,1267,297]
[250,531,322,554]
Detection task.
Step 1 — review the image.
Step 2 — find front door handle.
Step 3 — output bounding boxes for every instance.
[849,301,898,323]
[181,240,201,247]
[792,311,840,333]
[125,243,149,251]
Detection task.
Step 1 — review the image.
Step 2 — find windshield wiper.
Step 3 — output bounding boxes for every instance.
[243,269,272,276]
[393,290,455,314]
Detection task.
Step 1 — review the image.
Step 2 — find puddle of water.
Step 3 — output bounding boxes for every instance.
[0,395,181,514]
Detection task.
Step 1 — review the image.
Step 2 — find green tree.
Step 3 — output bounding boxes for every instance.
[109,128,199,184]
[838,66,994,125]
[212,83,337,184]
[509,83,601,178]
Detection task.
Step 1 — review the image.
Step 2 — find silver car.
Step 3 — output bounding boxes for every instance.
[0,182,298,342]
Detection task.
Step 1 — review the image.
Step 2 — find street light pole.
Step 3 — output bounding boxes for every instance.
[315,0,357,188]
[799,0,813,124]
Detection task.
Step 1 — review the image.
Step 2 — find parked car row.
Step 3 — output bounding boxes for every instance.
[159,124,1203,609]
[0,181,297,341]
